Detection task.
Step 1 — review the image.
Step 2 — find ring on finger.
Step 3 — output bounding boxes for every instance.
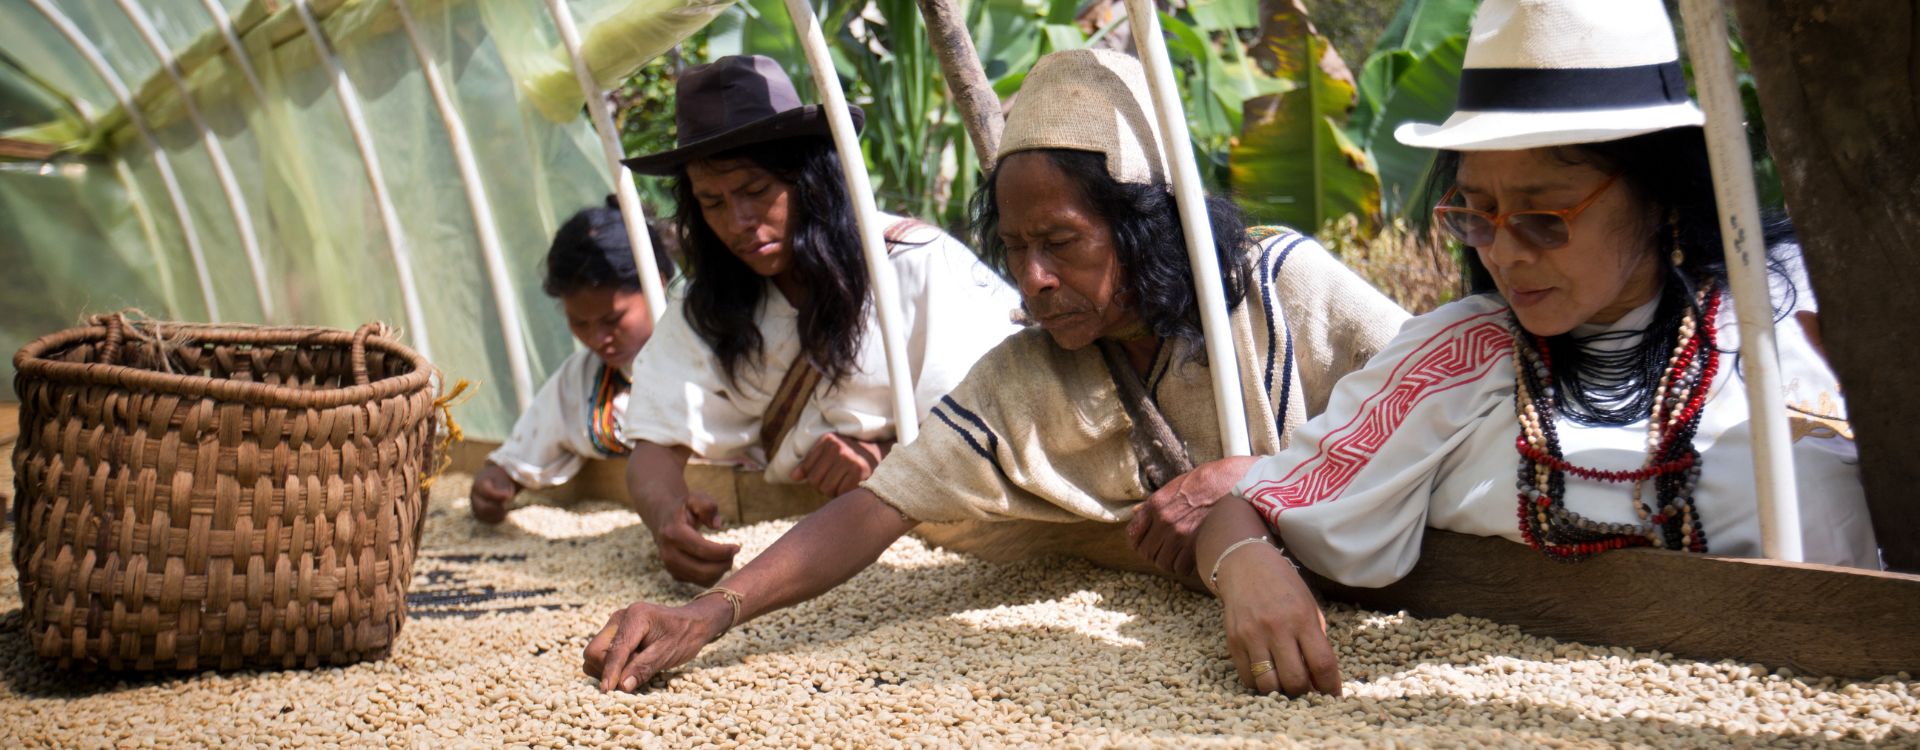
[1250,660,1275,677]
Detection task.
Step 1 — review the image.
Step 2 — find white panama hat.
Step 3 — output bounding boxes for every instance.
[1394,0,1706,151]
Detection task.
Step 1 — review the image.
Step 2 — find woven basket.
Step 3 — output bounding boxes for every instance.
[9,316,439,670]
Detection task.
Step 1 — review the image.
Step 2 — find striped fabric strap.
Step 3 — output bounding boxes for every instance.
[587,363,632,457]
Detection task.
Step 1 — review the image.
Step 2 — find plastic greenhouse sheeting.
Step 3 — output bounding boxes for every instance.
[0,0,731,440]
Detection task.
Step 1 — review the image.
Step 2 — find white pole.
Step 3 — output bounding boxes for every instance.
[781,0,921,445]
[394,0,536,411]
[115,0,276,321]
[195,0,270,107]
[27,0,222,322]
[292,0,435,361]
[1678,0,1802,561]
[542,0,672,328]
[1122,0,1252,457]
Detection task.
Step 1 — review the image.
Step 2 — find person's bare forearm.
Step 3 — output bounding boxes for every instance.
[1195,494,1277,592]
[626,441,693,526]
[715,489,919,626]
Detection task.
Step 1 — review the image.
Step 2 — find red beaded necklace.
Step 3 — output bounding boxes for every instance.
[1512,281,1723,561]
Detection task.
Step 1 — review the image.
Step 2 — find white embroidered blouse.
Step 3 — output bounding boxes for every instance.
[1235,263,1879,586]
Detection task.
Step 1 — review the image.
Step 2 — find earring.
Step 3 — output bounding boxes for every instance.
[1669,215,1685,267]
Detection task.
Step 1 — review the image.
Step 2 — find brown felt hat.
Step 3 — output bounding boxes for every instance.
[621,54,865,176]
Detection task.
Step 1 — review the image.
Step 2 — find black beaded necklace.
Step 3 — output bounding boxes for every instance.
[1512,281,1723,561]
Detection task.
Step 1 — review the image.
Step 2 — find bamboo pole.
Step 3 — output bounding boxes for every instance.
[1122,0,1252,457]
[115,0,275,321]
[542,0,672,328]
[1677,0,1802,562]
[27,0,222,322]
[394,0,535,411]
[913,0,1004,167]
[781,0,922,445]
[292,0,434,361]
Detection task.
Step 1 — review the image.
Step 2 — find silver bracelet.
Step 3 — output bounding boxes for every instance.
[1208,535,1281,592]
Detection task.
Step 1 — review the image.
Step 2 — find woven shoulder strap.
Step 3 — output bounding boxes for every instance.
[757,217,928,458]
[1244,225,1290,244]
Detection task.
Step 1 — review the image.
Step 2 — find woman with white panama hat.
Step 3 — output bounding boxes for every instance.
[1193,0,1880,697]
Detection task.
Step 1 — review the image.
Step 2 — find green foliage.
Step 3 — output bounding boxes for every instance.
[1359,34,1464,217]
[1343,0,1474,221]
[616,37,701,219]
[1160,9,1287,189]
[1230,33,1380,233]
[1367,0,1475,58]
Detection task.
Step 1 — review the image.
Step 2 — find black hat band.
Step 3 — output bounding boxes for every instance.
[1456,61,1689,112]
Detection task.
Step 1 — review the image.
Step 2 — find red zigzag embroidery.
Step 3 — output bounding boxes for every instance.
[1246,313,1513,518]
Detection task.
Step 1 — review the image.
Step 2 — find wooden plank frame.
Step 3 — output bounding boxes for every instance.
[440,437,1919,679]
[446,440,829,525]
[1309,530,1920,679]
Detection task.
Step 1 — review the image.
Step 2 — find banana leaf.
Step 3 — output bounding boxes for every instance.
[1365,33,1464,218]
[1369,0,1477,59]
[1231,33,1380,233]
[1187,0,1259,32]
[1348,47,1414,147]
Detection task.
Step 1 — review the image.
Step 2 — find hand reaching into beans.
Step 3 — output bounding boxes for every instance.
[583,597,733,692]
[1215,541,1342,696]
[790,433,891,498]
[643,491,740,586]
[469,463,520,525]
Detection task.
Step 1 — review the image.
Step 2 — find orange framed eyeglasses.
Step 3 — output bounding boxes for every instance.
[1432,173,1621,250]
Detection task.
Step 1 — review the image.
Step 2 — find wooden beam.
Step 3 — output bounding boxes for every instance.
[1730,0,1920,571]
[1309,530,1920,679]
[444,440,829,524]
[0,138,59,161]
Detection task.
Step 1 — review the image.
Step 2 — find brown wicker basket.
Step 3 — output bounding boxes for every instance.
[9,315,439,670]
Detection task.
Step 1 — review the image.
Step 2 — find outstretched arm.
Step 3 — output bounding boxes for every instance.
[585,488,920,691]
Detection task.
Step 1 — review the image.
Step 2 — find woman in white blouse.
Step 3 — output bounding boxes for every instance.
[617,56,1020,585]
[1190,0,1880,697]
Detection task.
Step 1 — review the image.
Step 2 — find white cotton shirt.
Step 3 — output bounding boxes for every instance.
[1237,265,1879,587]
[488,348,630,489]
[622,216,1024,483]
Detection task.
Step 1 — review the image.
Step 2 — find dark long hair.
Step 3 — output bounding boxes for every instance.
[542,199,673,298]
[970,148,1251,351]
[1425,127,1799,424]
[672,137,870,388]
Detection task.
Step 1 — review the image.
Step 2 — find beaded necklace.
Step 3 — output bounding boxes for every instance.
[1512,281,1722,561]
[588,363,632,457]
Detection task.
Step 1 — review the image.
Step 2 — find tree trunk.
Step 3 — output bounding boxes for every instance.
[1732,1,1920,570]
[914,0,1004,168]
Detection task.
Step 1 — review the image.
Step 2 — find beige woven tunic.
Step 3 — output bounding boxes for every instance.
[865,228,1408,526]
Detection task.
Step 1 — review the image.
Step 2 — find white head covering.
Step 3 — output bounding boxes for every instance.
[1395,0,1706,151]
[997,48,1169,185]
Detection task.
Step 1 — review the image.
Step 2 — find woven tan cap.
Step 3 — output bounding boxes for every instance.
[998,48,1167,186]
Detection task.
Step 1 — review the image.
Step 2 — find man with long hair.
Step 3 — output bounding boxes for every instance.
[585,50,1407,693]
